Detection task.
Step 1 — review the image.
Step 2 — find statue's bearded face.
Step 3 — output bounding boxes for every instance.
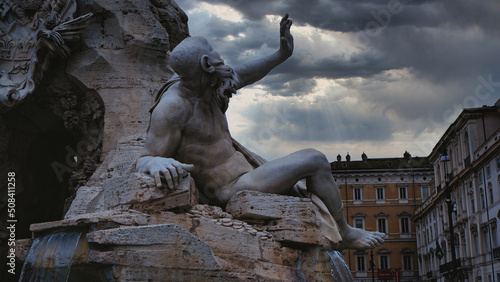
[169,37,237,113]
[204,57,237,113]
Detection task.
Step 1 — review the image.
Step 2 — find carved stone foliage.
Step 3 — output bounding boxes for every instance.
[0,0,91,111]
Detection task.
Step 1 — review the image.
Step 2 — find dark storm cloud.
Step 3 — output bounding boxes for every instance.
[181,0,444,32]
[179,0,500,77]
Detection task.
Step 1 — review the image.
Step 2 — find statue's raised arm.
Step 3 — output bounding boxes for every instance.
[233,14,294,89]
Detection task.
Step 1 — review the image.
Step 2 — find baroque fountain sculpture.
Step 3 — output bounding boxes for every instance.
[2,0,384,281]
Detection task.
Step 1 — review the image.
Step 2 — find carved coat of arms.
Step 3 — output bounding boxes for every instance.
[0,0,91,112]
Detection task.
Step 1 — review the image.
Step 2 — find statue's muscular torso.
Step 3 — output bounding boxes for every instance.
[161,83,253,201]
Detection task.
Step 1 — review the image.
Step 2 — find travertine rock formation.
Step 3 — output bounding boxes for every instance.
[1,0,189,279]
[67,0,189,156]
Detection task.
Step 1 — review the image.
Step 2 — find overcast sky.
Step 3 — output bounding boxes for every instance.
[174,0,500,161]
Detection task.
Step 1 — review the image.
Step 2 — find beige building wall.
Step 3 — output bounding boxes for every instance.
[332,155,433,281]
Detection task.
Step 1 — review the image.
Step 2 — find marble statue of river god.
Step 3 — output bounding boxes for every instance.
[137,14,384,250]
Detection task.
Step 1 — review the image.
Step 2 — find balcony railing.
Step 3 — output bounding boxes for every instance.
[427,271,433,279]
[439,260,462,274]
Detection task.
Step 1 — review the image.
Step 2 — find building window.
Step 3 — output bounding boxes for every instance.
[378,218,387,233]
[481,191,486,209]
[464,131,470,157]
[354,188,362,201]
[401,218,410,234]
[473,233,479,256]
[354,218,364,230]
[482,228,490,254]
[377,187,384,200]
[487,166,491,178]
[496,157,500,170]
[489,183,494,204]
[403,255,413,270]
[471,197,476,213]
[421,186,429,199]
[379,255,389,269]
[479,171,483,183]
[399,187,407,199]
[461,235,468,258]
[357,256,366,271]
[492,224,498,248]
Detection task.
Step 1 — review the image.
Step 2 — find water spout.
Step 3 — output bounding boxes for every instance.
[19,232,82,282]
[327,250,353,281]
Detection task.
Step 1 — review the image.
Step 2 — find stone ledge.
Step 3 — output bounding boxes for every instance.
[87,224,222,270]
[226,190,316,221]
[267,218,330,246]
[226,190,339,247]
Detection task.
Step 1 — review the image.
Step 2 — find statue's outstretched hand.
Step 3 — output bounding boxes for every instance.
[279,14,293,58]
[138,157,194,190]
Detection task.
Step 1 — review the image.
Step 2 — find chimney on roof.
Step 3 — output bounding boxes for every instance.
[361,152,368,162]
[337,154,342,162]
[346,153,351,162]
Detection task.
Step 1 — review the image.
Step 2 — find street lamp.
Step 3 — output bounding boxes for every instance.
[440,148,458,280]
[370,248,375,282]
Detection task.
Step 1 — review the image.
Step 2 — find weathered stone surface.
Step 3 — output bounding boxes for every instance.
[31,209,193,234]
[88,134,146,182]
[23,206,349,281]
[110,266,252,281]
[31,210,152,234]
[67,0,189,156]
[267,218,330,246]
[65,172,197,217]
[64,186,105,219]
[85,220,302,281]
[190,216,299,267]
[225,190,343,247]
[131,176,198,213]
[87,224,222,269]
[65,135,198,218]
[226,190,316,221]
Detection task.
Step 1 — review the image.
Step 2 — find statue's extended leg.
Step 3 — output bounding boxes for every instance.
[226,148,384,250]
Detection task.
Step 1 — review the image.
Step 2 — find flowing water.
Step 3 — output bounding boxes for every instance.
[19,232,82,282]
[327,250,354,281]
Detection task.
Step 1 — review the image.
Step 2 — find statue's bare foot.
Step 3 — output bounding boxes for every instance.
[338,226,385,250]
